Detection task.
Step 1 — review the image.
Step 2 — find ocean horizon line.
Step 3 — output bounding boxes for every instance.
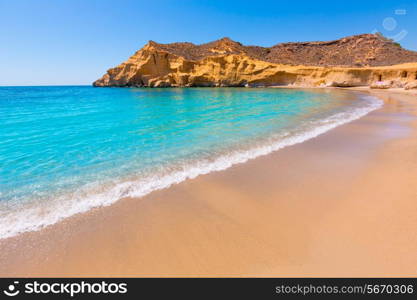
[0,84,92,88]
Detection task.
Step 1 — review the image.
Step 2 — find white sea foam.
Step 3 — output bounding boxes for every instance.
[0,95,383,240]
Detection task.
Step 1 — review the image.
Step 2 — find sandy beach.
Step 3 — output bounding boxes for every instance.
[0,88,416,277]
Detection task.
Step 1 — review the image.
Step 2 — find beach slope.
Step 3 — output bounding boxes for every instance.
[0,89,416,277]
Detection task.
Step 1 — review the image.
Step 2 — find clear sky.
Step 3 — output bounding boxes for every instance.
[1,0,416,86]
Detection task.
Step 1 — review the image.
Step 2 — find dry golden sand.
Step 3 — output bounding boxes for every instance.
[0,89,416,277]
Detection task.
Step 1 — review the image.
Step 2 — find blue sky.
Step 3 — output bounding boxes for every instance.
[1,0,416,86]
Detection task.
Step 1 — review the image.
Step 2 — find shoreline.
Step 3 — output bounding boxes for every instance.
[0,88,416,276]
[0,88,381,240]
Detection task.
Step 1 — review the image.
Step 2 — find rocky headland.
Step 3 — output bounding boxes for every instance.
[93,34,417,90]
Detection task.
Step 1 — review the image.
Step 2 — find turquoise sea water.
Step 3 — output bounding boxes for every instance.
[0,86,381,238]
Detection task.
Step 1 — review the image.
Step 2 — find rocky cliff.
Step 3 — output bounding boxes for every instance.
[93,34,417,89]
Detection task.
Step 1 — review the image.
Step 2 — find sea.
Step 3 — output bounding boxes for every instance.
[0,86,382,239]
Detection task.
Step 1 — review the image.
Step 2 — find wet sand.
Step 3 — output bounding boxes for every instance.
[0,89,416,277]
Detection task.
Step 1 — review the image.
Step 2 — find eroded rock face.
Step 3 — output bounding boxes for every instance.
[93,34,417,88]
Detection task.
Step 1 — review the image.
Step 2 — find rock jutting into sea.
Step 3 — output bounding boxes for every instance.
[93,34,417,90]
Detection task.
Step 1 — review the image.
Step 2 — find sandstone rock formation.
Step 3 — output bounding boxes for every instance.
[93,34,417,89]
